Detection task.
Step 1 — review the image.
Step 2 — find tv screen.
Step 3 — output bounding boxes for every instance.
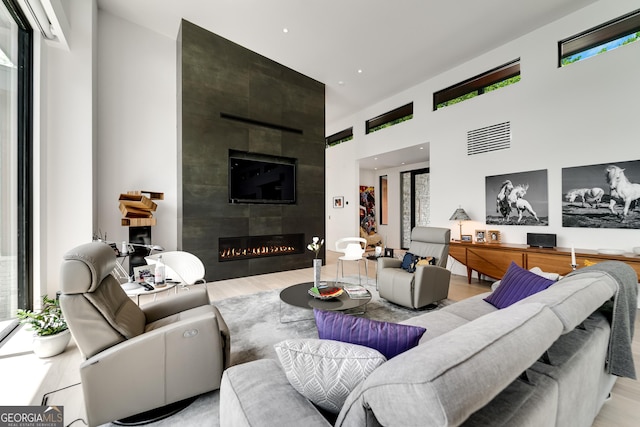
[229,150,296,204]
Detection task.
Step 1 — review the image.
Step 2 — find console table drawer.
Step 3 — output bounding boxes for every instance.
[467,247,524,280]
[526,253,574,276]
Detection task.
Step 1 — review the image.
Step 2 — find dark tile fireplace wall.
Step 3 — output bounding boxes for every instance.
[178,20,326,281]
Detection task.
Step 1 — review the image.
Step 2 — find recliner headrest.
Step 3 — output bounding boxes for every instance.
[411,227,450,244]
[61,242,117,294]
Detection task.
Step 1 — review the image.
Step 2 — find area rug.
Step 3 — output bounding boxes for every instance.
[106,278,452,426]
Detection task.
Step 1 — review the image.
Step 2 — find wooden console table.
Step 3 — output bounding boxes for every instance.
[449,241,640,283]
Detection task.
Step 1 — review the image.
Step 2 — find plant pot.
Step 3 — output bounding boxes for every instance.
[32,329,71,358]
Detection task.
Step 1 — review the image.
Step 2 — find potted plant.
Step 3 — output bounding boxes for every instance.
[16,294,70,358]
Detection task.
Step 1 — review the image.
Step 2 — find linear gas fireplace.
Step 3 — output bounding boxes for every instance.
[219,233,305,262]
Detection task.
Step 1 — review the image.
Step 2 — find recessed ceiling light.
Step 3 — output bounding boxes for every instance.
[357,69,363,74]
[283,28,289,33]
[338,81,345,86]
[419,147,424,150]
[374,157,378,160]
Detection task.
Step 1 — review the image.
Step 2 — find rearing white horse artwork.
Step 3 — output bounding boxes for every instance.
[508,184,540,223]
[605,165,640,217]
[565,187,604,207]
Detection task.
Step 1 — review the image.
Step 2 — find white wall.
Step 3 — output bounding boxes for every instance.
[327,0,640,254]
[39,0,96,297]
[96,12,178,253]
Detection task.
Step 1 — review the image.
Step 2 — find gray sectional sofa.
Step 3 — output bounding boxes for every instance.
[219,261,637,427]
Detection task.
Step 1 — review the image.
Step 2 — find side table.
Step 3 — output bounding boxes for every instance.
[279,282,371,323]
[122,282,177,306]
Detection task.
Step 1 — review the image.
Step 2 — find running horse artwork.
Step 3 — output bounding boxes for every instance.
[564,187,605,207]
[496,180,540,223]
[605,165,640,217]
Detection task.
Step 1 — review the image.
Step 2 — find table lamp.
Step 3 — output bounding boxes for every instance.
[449,207,471,240]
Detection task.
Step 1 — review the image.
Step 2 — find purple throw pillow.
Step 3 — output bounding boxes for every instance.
[313,309,426,359]
[484,262,555,309]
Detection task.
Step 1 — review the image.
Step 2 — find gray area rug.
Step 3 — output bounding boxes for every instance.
[113,278,452,426]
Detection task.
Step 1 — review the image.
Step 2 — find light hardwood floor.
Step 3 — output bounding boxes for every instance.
[0,251,637,426]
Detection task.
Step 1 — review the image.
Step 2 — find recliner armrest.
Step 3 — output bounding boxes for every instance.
[80,310,225,426]
[142,287,210,322]
[378,257,402,269]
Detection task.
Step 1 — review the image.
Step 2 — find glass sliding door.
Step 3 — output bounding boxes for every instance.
[0,0,32,343]
[400,168,430,248]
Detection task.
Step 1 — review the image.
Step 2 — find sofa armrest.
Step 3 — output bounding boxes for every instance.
[220,359,332,427]
[142,287,209,322]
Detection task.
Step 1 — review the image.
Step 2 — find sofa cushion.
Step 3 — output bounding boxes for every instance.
[314,309,426,359]
[484,262,555,309]
[220,359,331,427]
[336,303,564,427]
[274,339,386,414]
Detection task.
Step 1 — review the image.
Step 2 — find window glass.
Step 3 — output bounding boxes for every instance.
[0,0,19,325]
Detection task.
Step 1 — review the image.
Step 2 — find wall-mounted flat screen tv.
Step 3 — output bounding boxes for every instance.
[228,150,297,204]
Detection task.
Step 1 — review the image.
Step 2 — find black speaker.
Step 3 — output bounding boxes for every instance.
[527,233,557,248]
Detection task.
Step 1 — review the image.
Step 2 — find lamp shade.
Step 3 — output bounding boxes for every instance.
[449,208,471,222]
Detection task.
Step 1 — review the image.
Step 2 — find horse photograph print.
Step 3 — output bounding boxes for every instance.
[563,159,640,229]
[486,169,548,226]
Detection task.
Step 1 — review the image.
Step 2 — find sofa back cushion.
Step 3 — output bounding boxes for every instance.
[515,270,616,333]
[336,303,563,427]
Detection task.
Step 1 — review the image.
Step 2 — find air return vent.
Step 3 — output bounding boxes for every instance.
[467,121,510,155]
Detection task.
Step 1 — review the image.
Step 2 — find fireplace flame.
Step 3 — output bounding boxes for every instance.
[219,245,298,260]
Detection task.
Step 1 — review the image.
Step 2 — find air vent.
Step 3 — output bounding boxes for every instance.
[467,121,510,155]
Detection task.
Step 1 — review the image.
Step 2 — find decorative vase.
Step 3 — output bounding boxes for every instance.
[32,329,71,358]
[313,258,322,287]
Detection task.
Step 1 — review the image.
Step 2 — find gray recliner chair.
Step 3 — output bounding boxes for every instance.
[59,242,230,426]
[377,227,451,309]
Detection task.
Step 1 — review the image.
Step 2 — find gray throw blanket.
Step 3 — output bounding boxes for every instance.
[567,261,637,379]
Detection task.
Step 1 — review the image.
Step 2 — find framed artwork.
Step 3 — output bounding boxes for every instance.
[133,264,155,283]
[485,169,548,226]
[475,229,486,243]
[333,196,344,208]
[461,234,473,242]
[562,159,640,229]
[487,230,501,243]
[360,186,377,234]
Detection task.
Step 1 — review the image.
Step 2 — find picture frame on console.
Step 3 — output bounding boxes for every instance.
[475,230,486,243]
[461,234,473,242]
[488,230,501,243]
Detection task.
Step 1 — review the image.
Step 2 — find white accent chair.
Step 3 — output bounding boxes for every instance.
[335,237,369,285]
[146,251,206,290]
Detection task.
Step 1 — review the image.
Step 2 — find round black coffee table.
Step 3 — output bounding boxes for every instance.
[279,282,371,321]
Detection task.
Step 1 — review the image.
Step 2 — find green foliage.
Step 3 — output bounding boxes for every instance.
[16,295,68,336]
[484,75,521,92]
[326,135,353,147]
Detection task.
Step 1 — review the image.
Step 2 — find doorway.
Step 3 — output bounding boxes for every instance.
[400,168,430,248]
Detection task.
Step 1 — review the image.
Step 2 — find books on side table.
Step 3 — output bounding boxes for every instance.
[342,284,371,299]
